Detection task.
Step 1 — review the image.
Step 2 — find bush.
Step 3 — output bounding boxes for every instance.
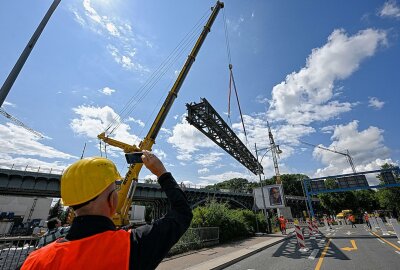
[191,201,266,242]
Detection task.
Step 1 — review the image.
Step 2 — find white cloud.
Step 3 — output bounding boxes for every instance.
[320,125,335,134]
[70,105,141,155]
[160,127,172,135]
[198,168,210,174]
[2,101,16,108]
[195,152,224,167]
[126,117,145,127]
[167,116,216,155]
[313,121,394,178]
[255,95,268,104]
[99,86,116,96]
[70,0,150,72]
[379,1,400,18]
[368,97,385,109]
[268,28,387,125]
[153,149,167,159]
[0,123,75,171]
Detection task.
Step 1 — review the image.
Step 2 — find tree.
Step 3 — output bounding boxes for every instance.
[48,199,62,219]
[317,179,359,214]
[375,163,400,217]
[205,178,251,193]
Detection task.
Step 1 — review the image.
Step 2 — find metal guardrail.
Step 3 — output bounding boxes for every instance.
[170,227,219,254]
[0,163,65,175]
[0,236,39,270]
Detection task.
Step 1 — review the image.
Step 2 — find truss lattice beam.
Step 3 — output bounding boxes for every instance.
[186,98,262,175]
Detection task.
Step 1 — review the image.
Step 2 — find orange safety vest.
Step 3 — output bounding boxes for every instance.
[278,218,286,228]
[22,230,130,270]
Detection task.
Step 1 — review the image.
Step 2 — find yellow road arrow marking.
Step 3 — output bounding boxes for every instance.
[341,240,357,251]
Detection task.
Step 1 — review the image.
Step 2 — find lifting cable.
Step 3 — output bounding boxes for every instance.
[223,9,248,143]
[104,9,211,137]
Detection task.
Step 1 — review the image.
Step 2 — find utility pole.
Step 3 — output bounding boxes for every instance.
[0,0,61,107]
[267,121,282,184]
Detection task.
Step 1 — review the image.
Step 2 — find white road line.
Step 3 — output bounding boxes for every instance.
[396,251,400,255]
[377,239,385,244]
[326,233,331,236]
[369,232,373,236]
[308,249,319,260]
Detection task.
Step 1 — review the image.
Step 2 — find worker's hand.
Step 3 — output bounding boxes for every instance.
[142,150,167,177]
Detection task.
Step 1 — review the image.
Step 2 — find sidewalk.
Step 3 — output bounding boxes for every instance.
[157,229,294,270]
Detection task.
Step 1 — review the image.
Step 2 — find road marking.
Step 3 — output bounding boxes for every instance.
[326,233,331,236]
[371,231,400,251]
[377,239,385,244]
[345,231,352,235]
[315,238,331,270]
[369,232,373,236]
[308,249,319,260]
[396,251,400,255]
[320,239,325,243]
[341,240,358,251]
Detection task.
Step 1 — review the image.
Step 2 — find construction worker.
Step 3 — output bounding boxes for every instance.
[364,212,372,229]
[20,151,193,270]
[278,215,287,235]
[348,214,356,228]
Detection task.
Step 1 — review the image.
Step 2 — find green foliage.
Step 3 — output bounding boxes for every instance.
[169,228,202,255]
[191,201,266,242]
[204,174,308,196]
[205,178,252,193]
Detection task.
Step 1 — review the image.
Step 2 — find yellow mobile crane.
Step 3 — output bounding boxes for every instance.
[98,1,224,226]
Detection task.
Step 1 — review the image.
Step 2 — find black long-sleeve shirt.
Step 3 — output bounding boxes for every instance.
[20,172,193,270]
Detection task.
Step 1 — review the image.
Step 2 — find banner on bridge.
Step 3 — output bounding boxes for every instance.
[253,184,285,209]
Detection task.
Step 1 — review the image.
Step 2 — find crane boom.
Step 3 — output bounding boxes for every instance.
[98,1,224,226]
[300,140,356,173]
[0,107,44,138]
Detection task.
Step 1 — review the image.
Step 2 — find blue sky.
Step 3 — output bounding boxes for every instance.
[1,0,399,186]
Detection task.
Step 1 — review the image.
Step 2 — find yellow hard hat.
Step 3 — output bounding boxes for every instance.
[61,157,122,206]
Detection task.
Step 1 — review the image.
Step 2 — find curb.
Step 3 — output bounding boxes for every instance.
[186,232,295,270]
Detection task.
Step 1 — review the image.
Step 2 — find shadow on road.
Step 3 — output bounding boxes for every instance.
[272,235,350,261]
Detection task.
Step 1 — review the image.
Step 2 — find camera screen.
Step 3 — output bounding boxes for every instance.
[125,152,143,164]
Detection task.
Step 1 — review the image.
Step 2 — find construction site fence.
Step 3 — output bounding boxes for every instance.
[0,236,39,270]
[169,227,219,255]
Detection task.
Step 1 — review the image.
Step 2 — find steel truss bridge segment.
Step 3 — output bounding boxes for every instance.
[186,98,262,175]
[303,167,400,217]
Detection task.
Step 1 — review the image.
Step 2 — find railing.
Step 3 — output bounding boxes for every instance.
[0,163,65,175]
[169,227,219,255]
[0,236,39,270]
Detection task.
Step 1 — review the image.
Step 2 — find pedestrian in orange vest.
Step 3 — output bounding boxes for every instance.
[278,215,287,235]
[364,212,372,229]
[20,151,193,270]
[348,214,356,228]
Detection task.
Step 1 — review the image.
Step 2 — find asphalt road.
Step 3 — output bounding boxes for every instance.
[224,224,400,270]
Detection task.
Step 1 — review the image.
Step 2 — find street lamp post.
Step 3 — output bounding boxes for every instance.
[254,143,273,233]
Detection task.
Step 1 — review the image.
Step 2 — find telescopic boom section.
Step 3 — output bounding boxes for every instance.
[98,1,224,226]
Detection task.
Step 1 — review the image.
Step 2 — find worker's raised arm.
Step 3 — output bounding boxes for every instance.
[129,151,193,270]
